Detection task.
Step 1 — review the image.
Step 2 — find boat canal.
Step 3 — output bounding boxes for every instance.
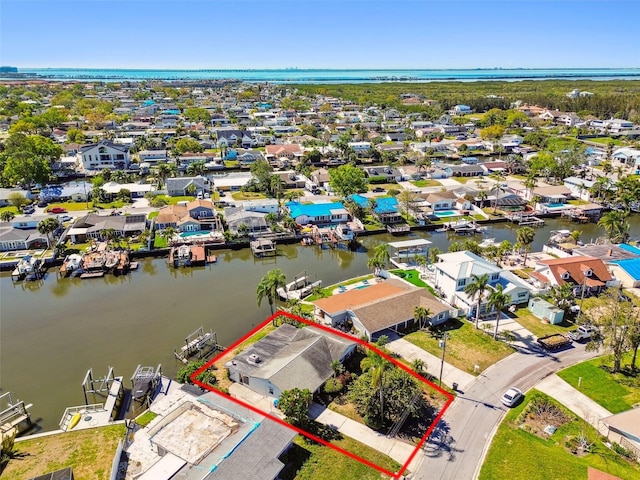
[1,217,639,432]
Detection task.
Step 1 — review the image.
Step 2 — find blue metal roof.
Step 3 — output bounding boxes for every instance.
[613,258,640,281]
[286,201,345,219]
[619,243,640,255]
[348,194,398,213]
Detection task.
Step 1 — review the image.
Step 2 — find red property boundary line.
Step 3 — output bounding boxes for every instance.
[192,310,455,479]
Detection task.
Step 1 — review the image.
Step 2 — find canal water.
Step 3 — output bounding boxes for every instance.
[1,217,639,432]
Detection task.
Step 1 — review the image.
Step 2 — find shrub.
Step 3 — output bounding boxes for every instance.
[324,378,343,394]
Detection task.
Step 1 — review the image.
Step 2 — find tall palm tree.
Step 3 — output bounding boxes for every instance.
[186,161,207,177]
[464,273,491,329]
[516,226,536,266]
[523,172,538,200]
[155,163,176,188]
[413,306,431,329]
[598,210,630,243]
[373,243,391,268]
[490,172,506,214]
[37,217,61,248]
[367,256,383,275]
[256,269,287,320]
[487,284,510,340]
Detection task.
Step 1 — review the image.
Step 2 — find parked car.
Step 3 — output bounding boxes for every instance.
[47,207,67,214]
[37,200,48,207]
[501,387,524,407]
[23,205,35,214]
[58,214,73,223]
[372,187,385,193]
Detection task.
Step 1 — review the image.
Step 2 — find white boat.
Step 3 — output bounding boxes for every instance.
[334,224,355,241]
[172,245,192,267]
[12,255,42,280]
[277,274,322,300]
[479,238,497,248]
[61,254,83,276]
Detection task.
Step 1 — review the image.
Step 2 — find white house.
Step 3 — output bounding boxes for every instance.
[433,251,532,315]
[80,140,131,171]
[451,105,472,115]
[138,150,168,164]
[563,176,595,201]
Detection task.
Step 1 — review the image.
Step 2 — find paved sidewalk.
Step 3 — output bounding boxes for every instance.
[479,315,539,352]
[309,402,422,474]
[386,335,476,391]
[536,374,612,435]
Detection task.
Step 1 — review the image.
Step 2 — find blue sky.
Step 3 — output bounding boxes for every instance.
[1,1,639,69]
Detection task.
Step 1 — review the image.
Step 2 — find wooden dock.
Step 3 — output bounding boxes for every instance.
[387,223,411,235]
[507,213,545,227]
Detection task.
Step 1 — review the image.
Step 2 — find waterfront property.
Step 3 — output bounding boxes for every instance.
[312,278,455,340]
[431,251,533,315]
[126,390,295,480]
[225,323,356,399]
[68,213,147,243]
[286,201,350,225]
[154,199,223,234]
[165,175,211,196]
[530,255,616,295]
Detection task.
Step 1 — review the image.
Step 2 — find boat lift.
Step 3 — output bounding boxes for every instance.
[174,326,221,364]
[0,392,33,439]
[130,364,162,404]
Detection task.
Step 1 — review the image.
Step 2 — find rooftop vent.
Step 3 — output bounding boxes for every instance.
[247,354,262,365]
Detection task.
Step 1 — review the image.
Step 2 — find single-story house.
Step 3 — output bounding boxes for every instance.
[312,278,455,340]
[601,408,640,461]
[166,176,211,196]
[225,209,269,235]
[350,194,402,224]
[286,201,350,225]
[225,323,356,399]
[0,188,33,206]
[68,213,147,243]
[0,226,48,251]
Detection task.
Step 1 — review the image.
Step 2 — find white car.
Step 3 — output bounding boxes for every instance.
[58,215,73,223]
[501,387,524,407]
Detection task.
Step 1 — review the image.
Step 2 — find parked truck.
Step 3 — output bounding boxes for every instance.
[568,325,599,342]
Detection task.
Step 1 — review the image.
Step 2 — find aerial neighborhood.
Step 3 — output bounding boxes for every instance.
[2,77,640,480]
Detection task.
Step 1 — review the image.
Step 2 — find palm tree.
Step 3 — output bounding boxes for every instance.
[516,226,536,266]
[367,256,383,275]
[523,172,538,200]
[360,351,387,422]
[373,243,391,268]
[428,246,442,265]
[487,284,510,340]
[1,211,15,222]
[598,210,630,243]
[464,273,491,329]
[282,216,298,234]
[413,306,431,329]
[490,172,506,214]
[37,217,61,248]
[415,254,428,273]
[330,359,344,378]
[186,161,207,177]
[256,269,287,320]
[155,163,176,188]
[412,358,426,377]
[160,226,178,246]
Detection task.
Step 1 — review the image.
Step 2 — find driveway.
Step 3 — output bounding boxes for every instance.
[411,344,601,479]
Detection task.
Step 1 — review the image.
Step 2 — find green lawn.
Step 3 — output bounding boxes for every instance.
[4,424,126,480]
[231,191,267,201]
[410,179,442,188]
[281,434,401,480]
[586,137,625,146]
[480,391,640,480]
[404,318,514,374]
[0,205,21,215]
[148,211,159,220]
[557,352,640,413]
[42,200,129,211]
[513,308,574,338]
[153,235,168,248]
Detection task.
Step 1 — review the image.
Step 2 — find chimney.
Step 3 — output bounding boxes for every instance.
[607,249,613,257]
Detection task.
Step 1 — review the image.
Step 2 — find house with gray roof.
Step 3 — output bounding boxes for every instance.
[68,213,147,243]
[165,175,211,196]
[226,323,356,399]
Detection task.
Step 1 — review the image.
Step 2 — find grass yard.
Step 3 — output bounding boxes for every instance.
[281,433,401,480]
[147,211,158,220]
[410,179,442,188]
[404,318,514,374]
[4,424,126,480]
[231,191,267,201]
[513,308,574,338]
[0,205,21,215]
[587,137,624,146]
[557,352,640,413]
[479,391,640,480]
[153,235,168,248]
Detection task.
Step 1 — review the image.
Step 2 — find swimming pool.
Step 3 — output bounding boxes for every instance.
[179,231,210,238]
[434,210,461,217]
[545,203,566,209]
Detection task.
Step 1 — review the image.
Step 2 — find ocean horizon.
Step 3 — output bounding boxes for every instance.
[6,67,640,83]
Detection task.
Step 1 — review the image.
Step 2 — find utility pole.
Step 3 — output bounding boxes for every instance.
[438,333,449,388]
